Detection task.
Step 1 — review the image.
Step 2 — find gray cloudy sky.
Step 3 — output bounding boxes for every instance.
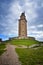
[0,0,43,41]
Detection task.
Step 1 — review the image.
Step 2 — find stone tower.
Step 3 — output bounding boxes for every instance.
[19,12,27,39]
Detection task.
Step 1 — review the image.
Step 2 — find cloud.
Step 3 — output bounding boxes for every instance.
[28,30,43,41]
[37,24,43,27]
[0,0,37,34]
[0,0,43,41]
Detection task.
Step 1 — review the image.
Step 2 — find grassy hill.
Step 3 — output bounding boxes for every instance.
[8,39,39,46]
[16,46,43,65]
[8,38,43,65]
[0,38,41,55]
[0,38,43,65]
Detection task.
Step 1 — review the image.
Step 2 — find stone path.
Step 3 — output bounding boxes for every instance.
[0,44,21,65]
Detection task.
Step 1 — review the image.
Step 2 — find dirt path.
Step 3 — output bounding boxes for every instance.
[0,44,21,65]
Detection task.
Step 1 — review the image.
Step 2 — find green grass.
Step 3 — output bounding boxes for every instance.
[16,47,43,65]
[0,44,6,49]
[9,39,39,46]
[0,50,6,55]
[0,44,6,55]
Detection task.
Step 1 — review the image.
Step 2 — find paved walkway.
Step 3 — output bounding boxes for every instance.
[0,44,21,65]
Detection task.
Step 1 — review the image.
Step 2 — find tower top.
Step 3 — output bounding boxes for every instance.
[21,12,25,16]
[20,12,26,20]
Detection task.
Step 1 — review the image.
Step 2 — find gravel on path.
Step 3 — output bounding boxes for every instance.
[0,44,21,65]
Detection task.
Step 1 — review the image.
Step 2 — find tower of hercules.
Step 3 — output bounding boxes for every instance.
[19,12,27,39]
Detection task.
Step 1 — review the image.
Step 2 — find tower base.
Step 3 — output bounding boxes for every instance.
[18,36,28,39]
